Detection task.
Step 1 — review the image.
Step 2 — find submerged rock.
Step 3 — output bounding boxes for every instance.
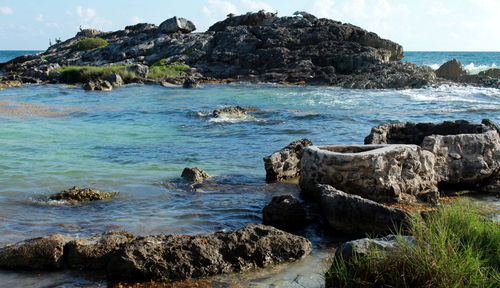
[264,138,313,182]
[336,235,416,261]
[300,144,438,203]
[181,167,210,183]
[365,119,500,189]
[0,234,71,270]
[49,186,119,202]
[262,195,306,231]
[106,224,312,281]
[313,185,410,235]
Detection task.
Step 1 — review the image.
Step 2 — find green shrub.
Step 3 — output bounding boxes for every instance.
[71,37,109,52]
[40,53,56,61]
[326,200,500,288]
[51,65,136,83]
[148,59,189,80]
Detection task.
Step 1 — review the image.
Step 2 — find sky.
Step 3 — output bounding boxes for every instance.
[0,0,499,51]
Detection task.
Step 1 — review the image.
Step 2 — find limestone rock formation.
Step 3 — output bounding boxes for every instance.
[49,186,119,202]
[125,63,149,78]
[335,235,416,261]
[365,120,500,189]
[181,167,211,183]
[300,144,438,203]
[0,234,71,269]
[262,195,306,231]
[159,16,196,34]
[105,73,124,86]
[313,185,410,235]
[264,138,313,182]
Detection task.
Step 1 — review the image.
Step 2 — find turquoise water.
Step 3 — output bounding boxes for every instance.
[0,51,499,287]
[403,51,499,73]
[0,50,41,64]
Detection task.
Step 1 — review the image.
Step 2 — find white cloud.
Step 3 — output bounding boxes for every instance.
[74,6,112,31]
[240,0,274,12]
[202,0,239,24]
[36,14,44,22]
[0,6,13,15]
[130,16,143,24]
[427,2,450,16]
[76,6,97,21]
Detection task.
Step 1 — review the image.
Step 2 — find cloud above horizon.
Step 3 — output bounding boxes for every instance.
[0,6,13,15]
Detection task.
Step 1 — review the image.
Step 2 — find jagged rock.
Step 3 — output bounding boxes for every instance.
[49,186,119,202]
[124,23,157,32]
[264,139,313,182]
[126,64,149,78]
[83,79,113,91]
[313,185,410,235]
[435,59,467,81]
[262,195,306,231]
[76,29,103,38]
[0,80,22,88]
[336,235,416,261]
[106,224,312,281]
[159,17,196,34]
[0,234,71,269]
[300,144,438,203]
[365,120,500,188]
[478,68,500,78]
[105,73,124,86]
[66,231,134,270]
[183,77,199,88]
[181,167,210,183]
[208,10,277,32]
[212,106,247,118]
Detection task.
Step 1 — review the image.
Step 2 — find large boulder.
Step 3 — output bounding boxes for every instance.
[0,234,71,270]
[159,17,196,34]
[106,224,312,281]
[125,64,149,78]
[49,186,119,202]
[365,120,500,188]
[300,144,438,203]
[313,185,410,235]
[264,139,313,182]
[105,73,123,86]
[262,195,306,231]
[335,235,416,261]
[435,59,467,81]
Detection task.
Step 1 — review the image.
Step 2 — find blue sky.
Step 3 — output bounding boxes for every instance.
[0,0,499,51]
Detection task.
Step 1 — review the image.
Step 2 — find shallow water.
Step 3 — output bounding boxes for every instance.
[0,83,499,287]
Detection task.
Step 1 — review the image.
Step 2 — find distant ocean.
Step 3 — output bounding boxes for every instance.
[0,51,499,74]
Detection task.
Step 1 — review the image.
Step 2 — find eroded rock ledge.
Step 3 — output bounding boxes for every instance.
[1,11,437,89]
[0,224,312,282]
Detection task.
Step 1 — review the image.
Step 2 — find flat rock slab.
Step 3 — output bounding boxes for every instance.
[313,185,410,235]
[300,144,438,203]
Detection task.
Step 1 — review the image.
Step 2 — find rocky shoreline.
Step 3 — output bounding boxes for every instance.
[1,11,498,90]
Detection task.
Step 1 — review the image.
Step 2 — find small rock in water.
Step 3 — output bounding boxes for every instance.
[105,73,124,86]
[83,79,113,91]
[212,106,247,118]
[181,167,210,183]
[183,77,200,88]
[49,186,118,202]
[262,195,306,231]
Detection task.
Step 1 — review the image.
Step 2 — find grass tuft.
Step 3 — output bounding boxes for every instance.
[148,59,189,80]
[51,65,136,83]
[71,37,109,52]
[326,199,500,288]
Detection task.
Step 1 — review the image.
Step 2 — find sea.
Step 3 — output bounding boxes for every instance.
[0,51,499,287]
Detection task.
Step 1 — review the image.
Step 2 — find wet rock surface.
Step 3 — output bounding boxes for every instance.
[365,119,500,188]
[212,106,247,118]
[312,185,410,235]
[300,144,438,203]
[262,195,306,231]
[1,11,438,89]
[434,60,499,88]
[264,138,313,182]
[435,59,467,81]
[49,186,119,202]
[83,79,113,91]
[0,225,312,282]
[181,167,211,183]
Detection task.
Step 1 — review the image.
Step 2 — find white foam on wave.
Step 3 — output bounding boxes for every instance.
[28,196,69,206]
[426,62,497,74]
[401,85,500,104]
[208,114,259,124]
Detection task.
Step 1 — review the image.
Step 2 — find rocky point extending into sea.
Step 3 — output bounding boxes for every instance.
[1,10,498,89]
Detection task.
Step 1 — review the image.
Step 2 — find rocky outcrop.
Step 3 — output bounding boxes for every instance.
[335,235,415,261]
[313,185,410,235]
[262,195,306,231]
[0,225,312,281]
[0,234,71,269]
[105,73,123,86]
[159,17,196,34]
[49,186,119,202]
[83,79,113,91]
[300,144,438,203]
[125,63,149,78]
[435,59,467,81]
[264,138,313,182]
[1,11,437,89]
[365,120,500,189]
[181,167,210,183]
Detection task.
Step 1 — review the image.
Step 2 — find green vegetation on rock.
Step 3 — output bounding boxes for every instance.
[52,65,136,83]
[148,59,189,79]
[71,37,109,52]
[40,54,56,61]
[326,200,500,288]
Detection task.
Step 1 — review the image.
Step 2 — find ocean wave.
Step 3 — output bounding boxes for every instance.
[208,114,260,124]
[426,62,497,74]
